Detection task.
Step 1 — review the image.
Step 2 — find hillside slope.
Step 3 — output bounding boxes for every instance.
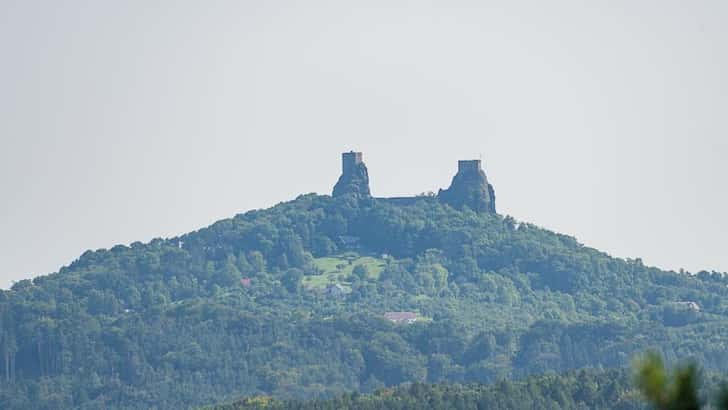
[2,193,728,409]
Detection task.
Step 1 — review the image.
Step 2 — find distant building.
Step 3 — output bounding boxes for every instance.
[384,311,418,324]
[674,301,700,311]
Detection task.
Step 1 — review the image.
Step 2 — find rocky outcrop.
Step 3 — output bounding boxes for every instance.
[333,151,371,197]
[437,160,496,213]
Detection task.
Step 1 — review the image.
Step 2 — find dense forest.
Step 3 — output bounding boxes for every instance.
[207,369,646,410]
[2,193,728,408]
[208,354,728,410]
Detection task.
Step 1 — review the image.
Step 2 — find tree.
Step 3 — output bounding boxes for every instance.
[215,260,241,287]
[281,268,303,293]
[352,264,369,280]
[634,351,700,410]
[248,251,266,274]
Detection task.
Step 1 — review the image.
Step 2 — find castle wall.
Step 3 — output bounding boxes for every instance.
[376,196,434,206]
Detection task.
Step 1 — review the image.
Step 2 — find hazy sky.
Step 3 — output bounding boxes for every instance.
[1,1,727,289]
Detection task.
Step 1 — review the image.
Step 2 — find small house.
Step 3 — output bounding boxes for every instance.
[384,311,418,324]
[675,301,700,311]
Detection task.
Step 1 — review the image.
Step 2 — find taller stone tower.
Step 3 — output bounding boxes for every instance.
[333,151,371,197]
[437,159,496,213]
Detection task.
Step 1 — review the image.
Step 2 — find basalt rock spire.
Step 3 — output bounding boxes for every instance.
[332,151,371,197]
[437,160,496,213]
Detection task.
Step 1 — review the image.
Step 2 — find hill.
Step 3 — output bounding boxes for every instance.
[1,155,728,409]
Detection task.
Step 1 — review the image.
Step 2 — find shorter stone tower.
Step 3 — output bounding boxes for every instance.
[437,159,496,213]
[333,151,371,197]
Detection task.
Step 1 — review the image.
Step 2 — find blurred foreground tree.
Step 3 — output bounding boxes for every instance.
[633,351,728,410]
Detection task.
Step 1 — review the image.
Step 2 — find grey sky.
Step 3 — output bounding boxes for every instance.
[1,1,726,289]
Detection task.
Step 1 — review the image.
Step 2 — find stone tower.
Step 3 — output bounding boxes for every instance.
[332,151,371,197]
[437,159,496,213]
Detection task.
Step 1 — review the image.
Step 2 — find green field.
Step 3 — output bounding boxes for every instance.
[302,254,386,290]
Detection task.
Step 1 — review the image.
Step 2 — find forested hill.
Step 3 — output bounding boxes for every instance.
[2,193,728,409]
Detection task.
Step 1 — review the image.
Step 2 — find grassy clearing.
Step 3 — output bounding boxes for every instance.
[302,254,387,290]
[414,312,432,323]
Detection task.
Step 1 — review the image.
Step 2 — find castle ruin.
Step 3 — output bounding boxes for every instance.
[332,151,371,197]
[341,151,364,174]
[438,159,496,213]
[332,151,496,213]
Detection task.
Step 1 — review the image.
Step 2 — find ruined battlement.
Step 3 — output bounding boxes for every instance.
[458,160,481,173]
